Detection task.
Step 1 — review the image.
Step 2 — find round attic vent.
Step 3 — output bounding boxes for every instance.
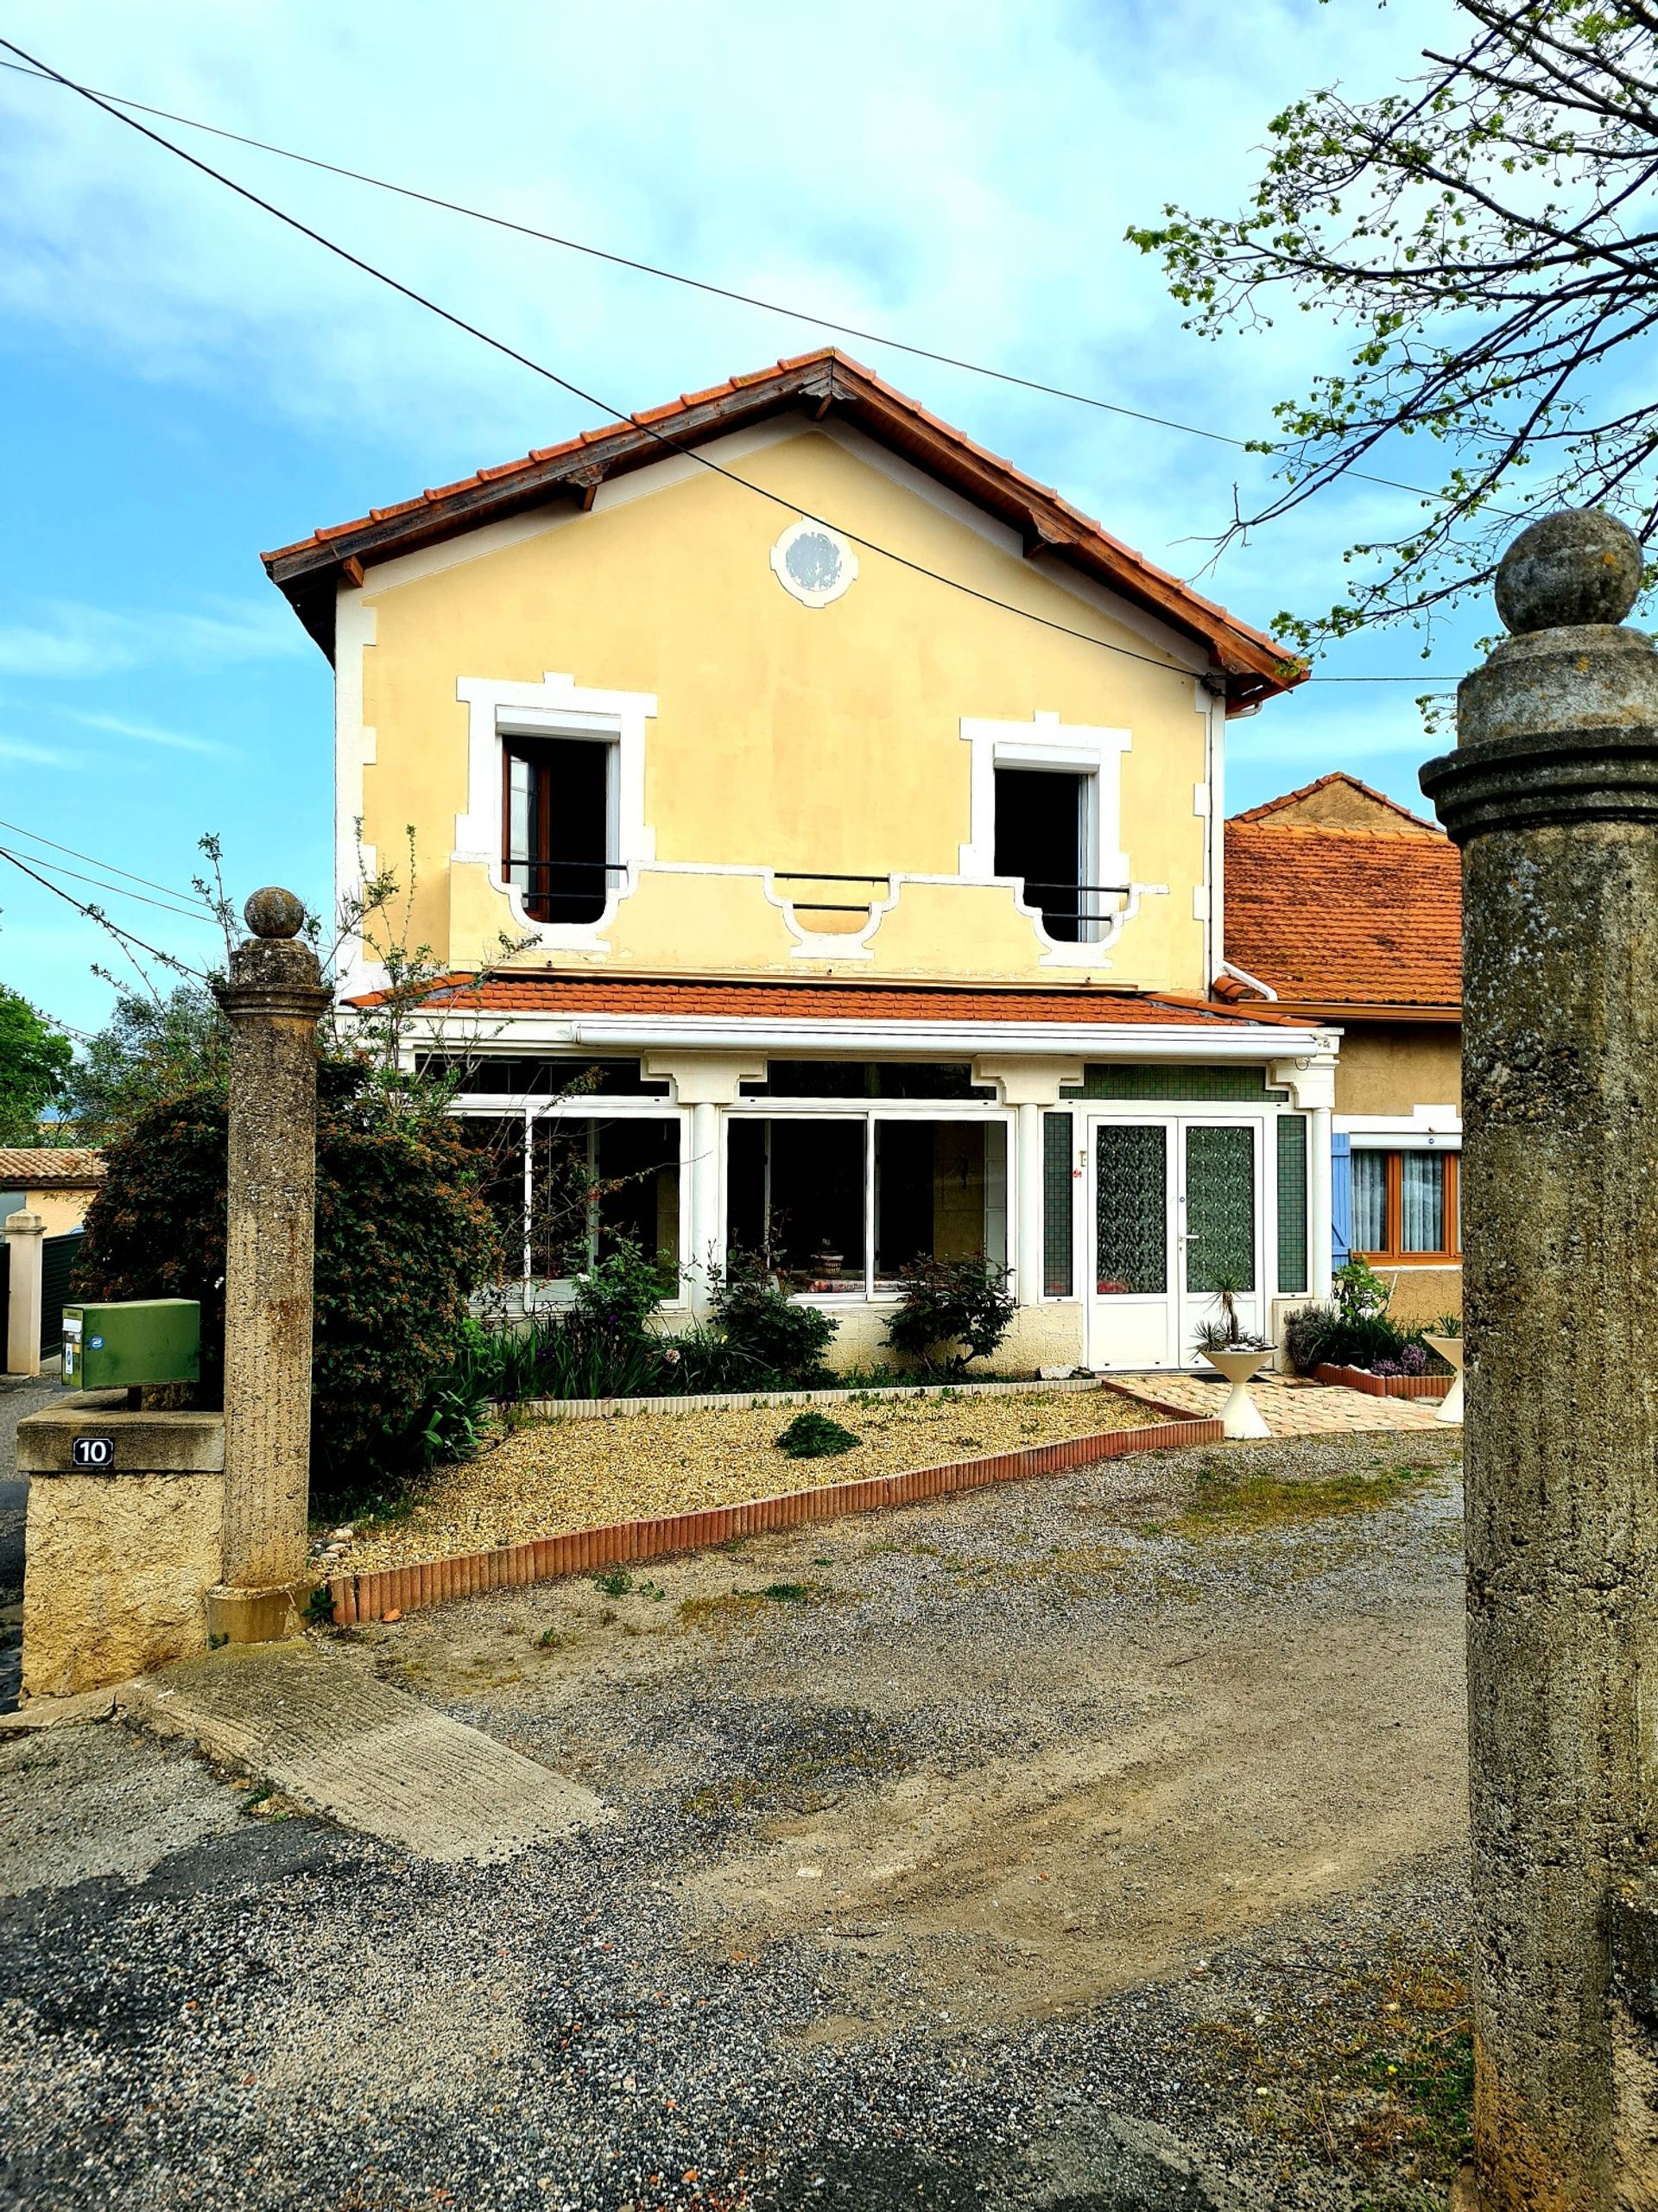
[770,519,858,608]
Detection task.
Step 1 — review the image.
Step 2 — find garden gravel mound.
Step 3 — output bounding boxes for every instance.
[334,1386,1163,1575]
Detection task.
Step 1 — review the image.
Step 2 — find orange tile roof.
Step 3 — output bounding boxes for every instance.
[351,971,1303,1030]
[262,348,1300,707]
[1224,817,1461,1011]
[0,1147,104,1188]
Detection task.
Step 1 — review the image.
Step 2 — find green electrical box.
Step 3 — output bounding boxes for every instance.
[61,1300,200,1391]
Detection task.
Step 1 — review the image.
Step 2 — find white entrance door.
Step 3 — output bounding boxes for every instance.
[1085,1115,1266,1369]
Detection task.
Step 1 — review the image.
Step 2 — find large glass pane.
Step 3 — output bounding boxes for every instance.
[725,1119,867,1291]
[870,1121,1008,1284]
[455,1115,527,1276]
[1096,1124,1168,1294]
[1351,1150,1388,1252]
[1402,1151,1446,1252]
[530,1116,680,1280]
[1185,1125,1256,1293]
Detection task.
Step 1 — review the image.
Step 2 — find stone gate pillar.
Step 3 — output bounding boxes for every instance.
[1421,511,1658,2205]
[209,887,332,1642]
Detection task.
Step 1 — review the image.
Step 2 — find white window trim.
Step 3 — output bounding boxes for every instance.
[959,712,1133,967]
[725,1100,1015,1304]
[453,672,657,951]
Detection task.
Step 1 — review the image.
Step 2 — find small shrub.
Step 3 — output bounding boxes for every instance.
[776,1410,861,1458]
[884,1255,1015,1377]
[1283,1302,1340,1374]
[1400,1342,1429,1376]
[710,1257,838,1385]
[571,1239,678,1339]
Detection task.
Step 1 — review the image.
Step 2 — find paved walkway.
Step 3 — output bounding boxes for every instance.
[125,1638,603,1862]
[1115,1368,1451,1436]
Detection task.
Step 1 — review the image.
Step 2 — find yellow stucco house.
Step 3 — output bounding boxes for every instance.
[263,350,1340,1372]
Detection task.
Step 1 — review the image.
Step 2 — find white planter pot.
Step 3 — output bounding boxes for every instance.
[1426,1334,1465,1424]
[1203,1346,1272,1440]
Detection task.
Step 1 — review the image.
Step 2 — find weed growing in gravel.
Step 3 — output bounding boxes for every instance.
[1187,1936,1471,2194]
[776,1410,862,1458]
[1179,1456,1443,1537]
[592,1567,635,1598]
[677,1581,835,1632]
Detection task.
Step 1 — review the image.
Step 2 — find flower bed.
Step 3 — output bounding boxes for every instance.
[321,1388,1217,1626]
[1313,1362,1451,1401]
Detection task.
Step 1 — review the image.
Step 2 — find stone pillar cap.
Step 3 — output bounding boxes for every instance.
[3,1209,45,1235]
[1494,509,1643,634]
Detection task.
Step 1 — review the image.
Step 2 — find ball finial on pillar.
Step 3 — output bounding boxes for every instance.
[1493,509,1643,634]
[243,885,307,940]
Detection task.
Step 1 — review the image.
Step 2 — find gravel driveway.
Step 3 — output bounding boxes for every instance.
[0,1430,1471,2209]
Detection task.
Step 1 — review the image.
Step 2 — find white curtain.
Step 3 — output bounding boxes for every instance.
[1351,1150,1387,1251]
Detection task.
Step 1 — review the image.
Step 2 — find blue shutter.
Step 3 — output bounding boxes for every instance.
[1331,1131,1352,1271]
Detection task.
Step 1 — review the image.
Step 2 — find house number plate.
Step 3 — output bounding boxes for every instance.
[71,1436,115,1470]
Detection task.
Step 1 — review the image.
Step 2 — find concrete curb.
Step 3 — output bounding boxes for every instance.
[326,1406,1221,1626]
[510,1374,1102,1423]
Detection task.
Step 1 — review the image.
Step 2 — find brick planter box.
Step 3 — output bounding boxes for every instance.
[323,1401,1218,1627]
[1313,1362,1451,1401]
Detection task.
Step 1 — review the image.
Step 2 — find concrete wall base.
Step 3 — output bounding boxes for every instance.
[204,1581,308,1645]
[16,1394,226,1699]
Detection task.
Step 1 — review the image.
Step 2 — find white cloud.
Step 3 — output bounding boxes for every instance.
[0,596,302,679]
[0,735,62,764]
[69,710,228,755]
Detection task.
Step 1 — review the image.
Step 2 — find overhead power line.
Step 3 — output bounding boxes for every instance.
[0,812,205,906]
[0,51,1514,522]
[0,40,1471,694]
[0,842,210,922]
[0,846,211,980]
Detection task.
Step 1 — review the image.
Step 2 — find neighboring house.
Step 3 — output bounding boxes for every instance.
[262,347,1339,1372]
[0,1149,104,1237]
[1220,773,1462,1324]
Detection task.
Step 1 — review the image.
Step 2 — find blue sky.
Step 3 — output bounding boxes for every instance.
[0,0,1487,1032]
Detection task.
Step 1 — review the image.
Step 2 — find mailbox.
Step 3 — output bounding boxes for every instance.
[60,1299,200,1391]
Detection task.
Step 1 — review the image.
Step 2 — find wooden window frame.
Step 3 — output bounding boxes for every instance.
[1354,1147,1460,1266]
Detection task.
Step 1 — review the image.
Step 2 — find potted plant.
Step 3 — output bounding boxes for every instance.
[1425,1310,1465,1423]
[1194,1265,1273,1439]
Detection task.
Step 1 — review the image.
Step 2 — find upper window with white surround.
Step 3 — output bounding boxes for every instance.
[770,519,859,608]
[503,731,618,925]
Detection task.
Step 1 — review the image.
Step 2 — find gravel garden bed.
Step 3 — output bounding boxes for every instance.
[330,1385,1164,1575]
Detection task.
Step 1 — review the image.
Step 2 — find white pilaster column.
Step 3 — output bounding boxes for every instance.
[1271,1049,1339,1302]
[642,1053,767,1315]
[5,1210,46,1379]
[973,1057,1083,1306]
[1309,1103,1334,1299]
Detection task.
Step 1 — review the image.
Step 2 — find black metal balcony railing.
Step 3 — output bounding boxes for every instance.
[504,854,627,923]
[502,858,1133,931]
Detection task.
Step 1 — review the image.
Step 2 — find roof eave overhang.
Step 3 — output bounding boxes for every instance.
[358,1004,1337,1062]
[1252,998,1461,1024]
[263,357,1301,705]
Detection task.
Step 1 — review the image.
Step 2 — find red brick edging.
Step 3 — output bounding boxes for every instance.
[1313,1361,1451,1400]
[324,1411,1220,1626]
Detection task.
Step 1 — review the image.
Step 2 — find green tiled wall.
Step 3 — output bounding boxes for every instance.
[1276,1112,1309,1295]
[1042,1112,1074,1296]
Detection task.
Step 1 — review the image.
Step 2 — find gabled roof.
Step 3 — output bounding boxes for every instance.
[262,349,1301,709]
[1223,784,1461,1017]
[349,970,1308,1030]
[1232,770,1441,834]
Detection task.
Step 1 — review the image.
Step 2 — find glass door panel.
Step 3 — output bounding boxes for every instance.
[1184,1124,1256,1293]
[1096,1124,1168,1293]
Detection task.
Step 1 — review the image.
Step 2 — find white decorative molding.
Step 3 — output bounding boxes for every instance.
[957,711,1137,967]
[1337,1104,1463,1149]
[453,671,657,950]
[333,586,379,998]
[1269,1053,1341,1113]
[769,518,859,608]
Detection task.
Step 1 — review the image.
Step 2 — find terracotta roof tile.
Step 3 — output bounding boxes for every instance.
[1224,817,1461,1010]
[0,1146,104,1187]
[259,347,1297,702]
[347,972,1299,1030]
